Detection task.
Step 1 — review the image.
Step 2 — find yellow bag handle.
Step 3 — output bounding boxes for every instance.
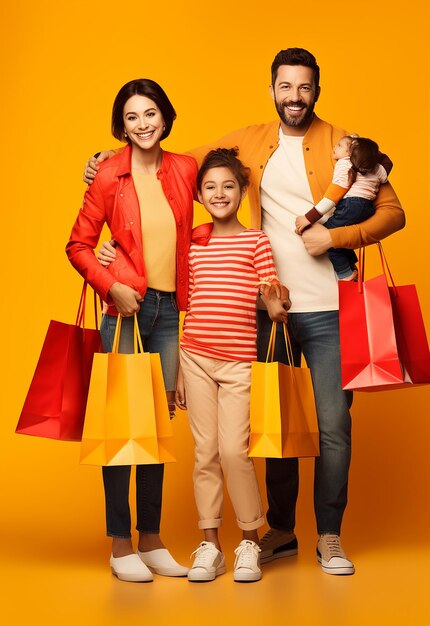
[266,322,295,366]
[112,313,144,354]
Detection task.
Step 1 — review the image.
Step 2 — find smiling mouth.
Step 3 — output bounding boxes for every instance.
[285,104,306,113]
[211,201,229,208]
[136,130,155,139]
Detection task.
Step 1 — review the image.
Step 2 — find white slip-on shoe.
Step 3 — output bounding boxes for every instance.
[317,534,355,576]
[187,542,226,582]
[259,528,298,564]
[137,548,189,577]
[110,553,153,582]
[233,540,262,582]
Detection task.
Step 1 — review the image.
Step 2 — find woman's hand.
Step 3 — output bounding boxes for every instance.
[97,240,117,267]
[83,151,116,184]
[175,367,187,410]
[295,215,311,235]
[109,282,143,317]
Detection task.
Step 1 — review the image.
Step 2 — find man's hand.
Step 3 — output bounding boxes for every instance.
[300,223,333,256]
[97,240,117,267]
[295,215,311,235]
[109,282,143,316]
[83,150,116,184]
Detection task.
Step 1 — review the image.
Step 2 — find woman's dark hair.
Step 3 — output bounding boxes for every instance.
[197,148,250,192]
[347,136,380,186]
[111,79,176,142]
[271,47,320,90]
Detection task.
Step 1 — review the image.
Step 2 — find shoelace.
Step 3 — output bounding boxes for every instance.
[258,530,275,548]
[190,542,218,567]
[234,541,260,568]
[323,535,344,558]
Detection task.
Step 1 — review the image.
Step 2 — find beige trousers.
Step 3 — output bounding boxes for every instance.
[180,349,264,531]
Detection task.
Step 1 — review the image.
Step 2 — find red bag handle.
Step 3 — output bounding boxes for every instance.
[357,242,397,296]
[75,281,100,329]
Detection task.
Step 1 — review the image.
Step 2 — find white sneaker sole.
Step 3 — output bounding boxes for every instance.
[188,563,226,582]
[317,556,355,576]
[234,570,262,582]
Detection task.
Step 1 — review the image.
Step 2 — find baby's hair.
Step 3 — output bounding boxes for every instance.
[197,148,250,192]
[343,135,380,186]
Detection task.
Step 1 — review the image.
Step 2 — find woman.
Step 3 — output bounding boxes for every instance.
[66,79,197,582]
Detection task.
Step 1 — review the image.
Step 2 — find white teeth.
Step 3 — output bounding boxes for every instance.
[287,106,303,111]
[137,131,154,138]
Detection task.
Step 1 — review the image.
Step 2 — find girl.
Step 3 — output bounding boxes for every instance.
[175,148,289,583]
[295,135,389,280]
[66,79,195,582]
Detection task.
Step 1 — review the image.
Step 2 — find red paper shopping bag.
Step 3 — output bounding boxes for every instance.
[339,243,430,391]
[16,282,102,441]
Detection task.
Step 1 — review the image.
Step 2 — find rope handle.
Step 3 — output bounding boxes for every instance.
[357,242,397,296]
[112,313,144,354]
[265,321,294,365]
[75,281,100,329]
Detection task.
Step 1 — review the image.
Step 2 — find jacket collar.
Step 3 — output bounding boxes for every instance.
[114,144,172,178]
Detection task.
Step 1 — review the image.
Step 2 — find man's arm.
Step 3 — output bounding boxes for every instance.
[302,182,405,255]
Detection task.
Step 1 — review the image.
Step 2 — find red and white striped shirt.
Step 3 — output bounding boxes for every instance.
[181,227,279,361]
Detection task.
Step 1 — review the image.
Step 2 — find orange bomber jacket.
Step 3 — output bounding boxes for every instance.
[189,115,405,249]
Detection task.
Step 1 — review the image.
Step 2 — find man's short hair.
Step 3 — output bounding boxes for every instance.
[271,48,320,90]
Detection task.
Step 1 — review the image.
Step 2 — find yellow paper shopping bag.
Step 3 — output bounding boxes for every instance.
[249,323,319,458]
[80,314,175,465]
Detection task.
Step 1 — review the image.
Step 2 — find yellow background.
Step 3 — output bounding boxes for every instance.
[1,1,429,624]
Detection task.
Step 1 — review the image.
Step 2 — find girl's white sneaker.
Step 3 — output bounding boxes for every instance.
[233,540,262,582]
[188,542,226,582]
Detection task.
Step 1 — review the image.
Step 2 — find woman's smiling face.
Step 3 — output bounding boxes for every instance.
[123,94,165,151]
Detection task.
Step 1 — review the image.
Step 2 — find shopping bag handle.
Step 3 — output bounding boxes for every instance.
[75,281,100,329]
[112,313,144,354]
[266,322,295,366]
[357,242,397,296]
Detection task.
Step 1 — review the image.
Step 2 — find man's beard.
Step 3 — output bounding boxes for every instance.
[275,99,316,128]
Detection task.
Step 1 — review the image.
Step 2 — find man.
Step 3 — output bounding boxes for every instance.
[84,48,405,575]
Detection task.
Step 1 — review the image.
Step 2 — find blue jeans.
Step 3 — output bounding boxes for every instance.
[100,288,179,538]
[257,310,353,535]
[325,197,375,278]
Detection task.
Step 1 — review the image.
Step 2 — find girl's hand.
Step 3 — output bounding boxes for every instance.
[295,215,311,235]
[265,300,289,324]
[97,240,117,267]
[175,367,187,410]
[260,283,291,312]
[109,282,143,316]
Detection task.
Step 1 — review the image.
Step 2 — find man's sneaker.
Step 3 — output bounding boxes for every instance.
[317,534,355,575]
[233,540,262,582]
[259,528,298,564]
[187,542,226,582]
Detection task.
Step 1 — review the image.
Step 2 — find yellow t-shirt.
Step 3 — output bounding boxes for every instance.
[132,170,177,292]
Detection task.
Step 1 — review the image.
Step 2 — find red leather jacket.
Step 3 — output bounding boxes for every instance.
[66,145,197,313]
